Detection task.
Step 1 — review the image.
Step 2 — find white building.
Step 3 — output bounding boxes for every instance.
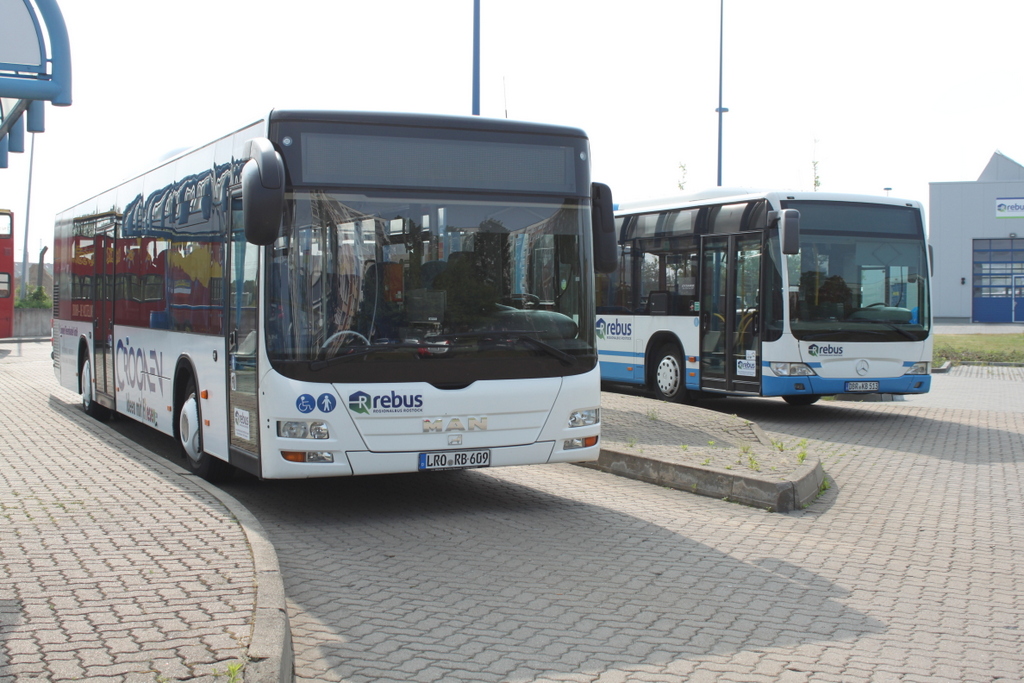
[929,152,1024,323]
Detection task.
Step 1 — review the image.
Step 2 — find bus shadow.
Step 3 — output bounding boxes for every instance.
[220,470,883,680]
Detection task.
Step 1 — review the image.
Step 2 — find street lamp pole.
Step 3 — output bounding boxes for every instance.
[20,132,35,300]
[716,0,728,187]
[472,0,480,116]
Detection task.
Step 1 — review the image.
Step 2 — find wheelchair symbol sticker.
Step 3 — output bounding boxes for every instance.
[296,394,316,413]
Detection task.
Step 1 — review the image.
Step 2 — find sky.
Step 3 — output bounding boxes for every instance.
[3,0,1023,264]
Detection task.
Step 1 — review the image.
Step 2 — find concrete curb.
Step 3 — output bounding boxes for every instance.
[82,418,294,683]
[196,480,295,683]
[584,448,827,513]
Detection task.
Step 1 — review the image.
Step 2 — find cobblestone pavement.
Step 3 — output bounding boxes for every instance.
[7,333,1023,682]
[0,343,262,682]
[216,366,1024,682]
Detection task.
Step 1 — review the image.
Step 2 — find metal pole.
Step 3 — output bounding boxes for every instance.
[20,132,35,300]
[472,0,480,116]
[715,0,728,187]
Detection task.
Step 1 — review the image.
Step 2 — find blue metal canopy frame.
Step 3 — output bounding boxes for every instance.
[0,0,73,168]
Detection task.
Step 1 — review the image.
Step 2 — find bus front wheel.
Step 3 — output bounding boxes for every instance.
[178,378,232,482]
[783,394,821,406]
[652,344,686,403]
[80,357,111,421]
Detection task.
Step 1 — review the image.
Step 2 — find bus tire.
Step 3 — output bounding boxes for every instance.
[652,344,686,403]
[178,377,232,482]
[783,394,821,406]
[80,356,111,421]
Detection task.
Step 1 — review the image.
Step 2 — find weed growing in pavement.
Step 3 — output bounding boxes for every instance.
[771,439,786,451]
[647,408,659,421]
[701,457,711,466]
[679,444,689,451]
[212,660,245,683]
[797,450,807,465]
[747,454,761,471]
[707,440,716,447]
[626,437,637,448]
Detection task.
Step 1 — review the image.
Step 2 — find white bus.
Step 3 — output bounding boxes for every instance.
[596,189,932,405]
[53,110,617,480]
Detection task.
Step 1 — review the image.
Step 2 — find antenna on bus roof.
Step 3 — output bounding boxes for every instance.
[503,77,508,119]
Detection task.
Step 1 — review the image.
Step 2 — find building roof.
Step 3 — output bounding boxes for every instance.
[977,151,1024,182]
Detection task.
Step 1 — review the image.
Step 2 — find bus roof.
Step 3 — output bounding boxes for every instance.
[615,188,924,215]
[267,110,589,140]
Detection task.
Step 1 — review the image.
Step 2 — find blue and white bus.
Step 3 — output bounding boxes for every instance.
[53,110,617,479]
[597,189,932,406]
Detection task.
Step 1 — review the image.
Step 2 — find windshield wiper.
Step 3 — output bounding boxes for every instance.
[429,331,577,366]
[799,324,919,343]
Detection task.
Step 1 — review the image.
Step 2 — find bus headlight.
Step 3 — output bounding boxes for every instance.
[568,408,599,428]
[903,362,930,375]
[769,362,816,377]
[277,420,330,439]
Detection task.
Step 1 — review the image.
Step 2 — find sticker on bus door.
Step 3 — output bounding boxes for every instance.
[737,350,757,377]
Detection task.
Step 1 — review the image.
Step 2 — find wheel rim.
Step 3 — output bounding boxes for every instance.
[656,354,681,397]
[179,394,202,463]
[81,359,93,410]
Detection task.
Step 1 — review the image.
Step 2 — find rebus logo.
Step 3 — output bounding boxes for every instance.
[807,343,844,357]
[348,389,425,414]
[595,317,632,340]
[349,391,372,415]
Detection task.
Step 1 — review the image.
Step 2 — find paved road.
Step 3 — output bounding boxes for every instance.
[0,343,264,682]
[208,367,1024,682]
[16,330,1023,682]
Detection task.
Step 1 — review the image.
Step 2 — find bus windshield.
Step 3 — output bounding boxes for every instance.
[266,190,595,384]
[783,200,930,342]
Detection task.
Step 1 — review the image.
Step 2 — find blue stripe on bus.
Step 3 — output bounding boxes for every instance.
[598,349,644,359]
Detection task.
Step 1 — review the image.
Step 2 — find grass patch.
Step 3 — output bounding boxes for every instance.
[933,334,1024,365]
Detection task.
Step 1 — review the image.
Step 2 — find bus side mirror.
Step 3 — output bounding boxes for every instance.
[241,137,285,246]
[591,182,618,274]
[770,209,800,255]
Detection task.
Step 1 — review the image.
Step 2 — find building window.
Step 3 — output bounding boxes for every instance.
[972,238,1024,297]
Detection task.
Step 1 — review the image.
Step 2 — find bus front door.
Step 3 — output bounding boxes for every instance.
[699,233,762,394]
[227,197,262,475]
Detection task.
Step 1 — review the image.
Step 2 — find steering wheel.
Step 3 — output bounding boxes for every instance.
[321,330,370,350]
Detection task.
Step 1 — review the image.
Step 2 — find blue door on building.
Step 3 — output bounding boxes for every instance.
[1015,275,1024,323]
[972,238,1024,323]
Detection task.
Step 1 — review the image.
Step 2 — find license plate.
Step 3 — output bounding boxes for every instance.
[418,449,491,471]
[845,381,879,392]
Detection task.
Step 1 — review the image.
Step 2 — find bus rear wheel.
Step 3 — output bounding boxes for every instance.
[652,344,686,403]
[783,394,821,406]
[178,377,232,482]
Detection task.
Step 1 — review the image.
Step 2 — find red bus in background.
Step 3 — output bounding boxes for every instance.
[0,210,14,338]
